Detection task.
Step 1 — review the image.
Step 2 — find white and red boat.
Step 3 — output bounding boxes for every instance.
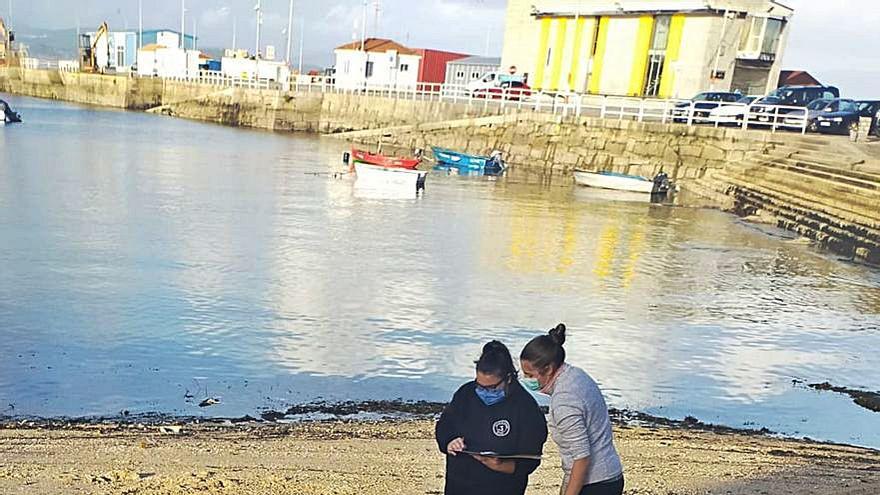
[351,148,421,170]
[353,162,427,193]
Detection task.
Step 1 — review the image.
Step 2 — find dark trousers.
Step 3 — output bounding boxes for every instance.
[578,475,624,495]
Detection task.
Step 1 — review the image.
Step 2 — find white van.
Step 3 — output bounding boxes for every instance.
[466,71,525,94]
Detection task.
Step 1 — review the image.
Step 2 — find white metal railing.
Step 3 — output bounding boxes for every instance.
[20,57,39,69]
[11,58,810,134]
[58,60,80,73]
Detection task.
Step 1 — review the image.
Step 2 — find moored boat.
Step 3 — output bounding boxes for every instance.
[0,99,22,124]
[573,169,670,195]
[351,148,421,170]
[431,147,505,175]
[354,162,427,192]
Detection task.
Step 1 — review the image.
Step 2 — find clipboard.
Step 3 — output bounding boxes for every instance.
[462,450,543,460]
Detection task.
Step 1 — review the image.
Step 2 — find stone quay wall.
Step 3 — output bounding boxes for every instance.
[333,113,880,266]
[334,113,781,182]
[3,67,879,265]
[0,67,506,133]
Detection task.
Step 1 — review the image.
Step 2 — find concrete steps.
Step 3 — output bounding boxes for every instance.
[717,164,880,226]
[724,184,880,263]
[735,156,880,195]
[714,172,880,262]
[768,146,867,168]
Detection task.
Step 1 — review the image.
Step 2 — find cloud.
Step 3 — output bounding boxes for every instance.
[200,6,231,29]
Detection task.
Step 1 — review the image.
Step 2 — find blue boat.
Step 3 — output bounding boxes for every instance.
[431,147,505,175]
[433,163,503,177]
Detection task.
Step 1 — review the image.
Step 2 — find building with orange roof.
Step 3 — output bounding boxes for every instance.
[333,37,423,90]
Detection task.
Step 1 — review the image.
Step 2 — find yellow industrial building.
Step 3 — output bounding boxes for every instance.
[501,0,794,98]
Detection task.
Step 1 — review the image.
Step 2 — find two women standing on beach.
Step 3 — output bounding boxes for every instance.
[436,324,623,495]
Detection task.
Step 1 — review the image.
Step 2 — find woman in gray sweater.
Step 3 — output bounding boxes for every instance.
[520,324,624,495]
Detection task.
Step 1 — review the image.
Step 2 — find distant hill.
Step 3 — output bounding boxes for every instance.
[14,27,79,60]
[11,25,327,71]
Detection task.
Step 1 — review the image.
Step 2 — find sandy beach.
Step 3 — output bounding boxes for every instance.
[1,419,878,495]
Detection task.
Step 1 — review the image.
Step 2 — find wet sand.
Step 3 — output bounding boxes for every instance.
[1,420,878,495]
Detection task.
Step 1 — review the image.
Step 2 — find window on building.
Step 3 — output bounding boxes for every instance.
[762,18,783,55]
[400,64,409,72]
[343,60,350,74]
[739,16,785,58]
[472,72,480,79]
[739,16,763,54]
[545,47,552,67]
[117,46,125,67]
[585,15,602,93]
[456,71,465,79]
[365,61,374,78]
[643,15,672,97]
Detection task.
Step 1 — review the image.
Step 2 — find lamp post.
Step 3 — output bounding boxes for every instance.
[180,0,185,49]
[138,0,143,49]
[298,17,304,75]
[254,0,263,58]
[361,0,368,88]
[285,0,294,65]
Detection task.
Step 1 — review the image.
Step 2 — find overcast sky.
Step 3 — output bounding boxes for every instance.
[4,0,876,97]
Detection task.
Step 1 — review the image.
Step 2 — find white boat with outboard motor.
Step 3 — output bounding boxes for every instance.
[573,169,670,195]
[353,162,428,193]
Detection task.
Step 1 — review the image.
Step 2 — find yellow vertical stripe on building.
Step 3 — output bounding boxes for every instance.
[658,14,685,99]
[548,18,569,91]
[533,17,553,91]
[568,17,587,92]
[627,15,655,97]
[588,16,609,94]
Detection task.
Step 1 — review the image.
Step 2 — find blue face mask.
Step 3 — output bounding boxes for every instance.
[475,386,506,406]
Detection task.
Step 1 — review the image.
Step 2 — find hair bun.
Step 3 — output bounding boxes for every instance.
[482,340,505,355]
[548,323,567,346]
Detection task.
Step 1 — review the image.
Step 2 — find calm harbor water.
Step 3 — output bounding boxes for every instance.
[1,94,879,447]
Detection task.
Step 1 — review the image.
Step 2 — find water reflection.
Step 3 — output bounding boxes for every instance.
[1,95,879,447]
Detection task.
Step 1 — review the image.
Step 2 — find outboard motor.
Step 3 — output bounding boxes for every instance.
[0,100,21,124]
[485,150,505,175]
[652,172,671,195]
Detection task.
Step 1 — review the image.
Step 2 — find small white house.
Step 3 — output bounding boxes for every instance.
[220,56,290,83]
[136,44,201,78]
[333,38,422,90]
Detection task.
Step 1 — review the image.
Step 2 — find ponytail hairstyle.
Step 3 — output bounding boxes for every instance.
[520,323,567,372]
[475,340,518,380]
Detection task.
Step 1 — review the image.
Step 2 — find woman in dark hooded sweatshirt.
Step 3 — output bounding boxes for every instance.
[435,340,548,495]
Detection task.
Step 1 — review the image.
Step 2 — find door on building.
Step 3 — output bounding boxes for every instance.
[643,15,671,97]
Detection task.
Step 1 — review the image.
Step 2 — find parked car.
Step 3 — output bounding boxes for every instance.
[857,100,880,136]
[814,99,862,135]
[707,95,760,125]
[800,98,835,131]
[767,85,840,106]
[472,80,532,101]
[466,71,526,94]
[672,92,742,123]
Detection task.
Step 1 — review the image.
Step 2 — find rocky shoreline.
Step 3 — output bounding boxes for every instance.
[1,412,878,495]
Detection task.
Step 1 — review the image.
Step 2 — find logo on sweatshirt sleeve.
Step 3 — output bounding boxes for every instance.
[492,419,511,437]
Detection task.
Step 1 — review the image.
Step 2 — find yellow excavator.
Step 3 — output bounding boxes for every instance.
[79,22,109,73]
